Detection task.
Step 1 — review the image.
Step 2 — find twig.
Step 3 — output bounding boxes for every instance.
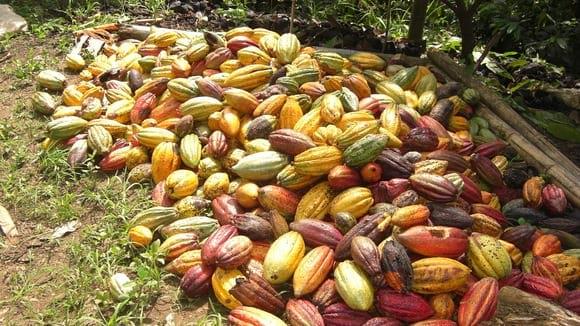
[385,0,392,41]
[133,18,163,24]
[289,0,296,33]
[0,53,12,64]
[474,29,505,72]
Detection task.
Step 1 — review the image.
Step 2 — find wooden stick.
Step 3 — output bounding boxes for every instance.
[117,24,204,41]
[474,29,505,72]
[482,286,580,325]
[289,0,296,33]
[478,106,580,207]
[427,50,580,180]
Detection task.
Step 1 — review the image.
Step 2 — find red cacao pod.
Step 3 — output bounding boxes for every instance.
[531,255,563,285]
[396,225,468,258]
[498,269,525,288]
[311,279,341,310]
[470,153,503,187]
[457,277,499,326]
[328,165,362,191]
[322,302,372,326]
[212,194,244,225]
[290,219,343,249]
[403,127,439,152]
[201,225,238,265]
[560,289,580,314]
[474,140,507,158]
[215,235,253,269]
[376,288,434,323]
[459,175,483,204]
[542,184,567,215]
[521,273,563,300]
[286,299,324,326]
[179,264,215,297]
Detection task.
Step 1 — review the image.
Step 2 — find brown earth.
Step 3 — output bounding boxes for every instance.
[0,34,211,325]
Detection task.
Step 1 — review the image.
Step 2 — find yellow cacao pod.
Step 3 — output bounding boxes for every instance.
[263,231,305,285]
[334,260,375,311]
[295,181,335,221]
[329,187,373,219]
[151,142,181,184]
[294,146,343,176]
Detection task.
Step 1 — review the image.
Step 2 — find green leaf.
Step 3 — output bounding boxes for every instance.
[545,122,580,142]
[556,38,568,49]
[509,79,533,93]
[524,109,580,143]
[484,62,513,80]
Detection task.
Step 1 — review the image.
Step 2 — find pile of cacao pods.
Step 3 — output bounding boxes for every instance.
[33,26,580,325]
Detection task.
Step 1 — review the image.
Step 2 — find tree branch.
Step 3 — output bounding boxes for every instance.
[289,0,296,33]
[439,0,460,14]
[474,28,505,71]
[455,0,467,11]
[468,0,486,15]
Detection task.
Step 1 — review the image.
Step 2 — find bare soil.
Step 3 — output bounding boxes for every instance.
[0,34,210,324]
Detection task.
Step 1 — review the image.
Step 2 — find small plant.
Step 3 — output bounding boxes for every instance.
[144,0,168,18]
[217,0,250,25]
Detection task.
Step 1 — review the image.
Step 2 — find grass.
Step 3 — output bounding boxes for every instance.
[0,10,204,321]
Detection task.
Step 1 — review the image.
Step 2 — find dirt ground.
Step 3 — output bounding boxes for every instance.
[0,34,212,325]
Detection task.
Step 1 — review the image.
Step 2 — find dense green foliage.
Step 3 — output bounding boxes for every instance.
[6,0,578,72]
[478,0,579,72]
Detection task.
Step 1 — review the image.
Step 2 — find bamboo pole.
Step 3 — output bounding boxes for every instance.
[478,106,580,207]
[116,24,204,41]
[427,49,579,175]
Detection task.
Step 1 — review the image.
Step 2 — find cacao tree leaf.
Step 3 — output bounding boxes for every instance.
[524,110,580,143]
[484,61,513,80]
[544,122,580,142]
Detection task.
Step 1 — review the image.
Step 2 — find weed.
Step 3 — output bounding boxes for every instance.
[144,0,169,18]
[10,58,44,80]
[0,33,16,53]
[198,297,228,326]
[217,0,250,25]
[4,271,35,303]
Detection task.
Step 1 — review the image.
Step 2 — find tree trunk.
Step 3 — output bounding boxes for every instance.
[408,0,429,44]
[457,7,476,64]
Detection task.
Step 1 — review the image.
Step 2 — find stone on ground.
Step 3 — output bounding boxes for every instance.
[0,5,28,36]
